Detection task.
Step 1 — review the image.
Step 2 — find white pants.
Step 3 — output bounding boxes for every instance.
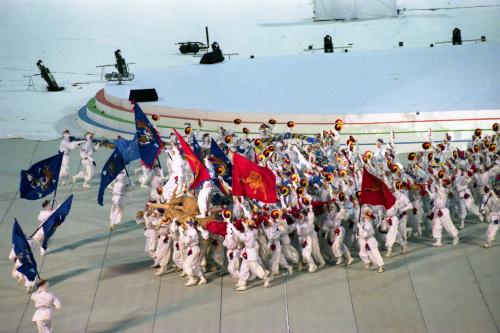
[109,195,124,226]
[155,236,172,267]
[238,260,266,285]
[311,231,325,266]
[300,236,317,271]
[59,155,70,184]
[332,236,350,259]
[385,217,404,248]
[183,246,203,278]
[172,241,183,268]
[432,208,459,240]
[269,243,290,274]
[36,320,52,333]
[457,196,481,224]
[74,158,94,184]
[358,238,384,268]
[226,249,240,279]
[197,188,211,216]
[486,212,499,242]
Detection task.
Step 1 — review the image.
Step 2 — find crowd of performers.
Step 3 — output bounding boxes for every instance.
[8,121,500,331]
[131,121,499,290]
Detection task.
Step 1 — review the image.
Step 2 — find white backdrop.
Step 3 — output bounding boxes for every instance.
[314,0,397,20]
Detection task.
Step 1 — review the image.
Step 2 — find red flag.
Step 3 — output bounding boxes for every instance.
[173,129,210,189]
[359,168,395,209]
[232,153,277,204]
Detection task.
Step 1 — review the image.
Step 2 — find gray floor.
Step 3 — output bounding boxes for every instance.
[0,138,499,333]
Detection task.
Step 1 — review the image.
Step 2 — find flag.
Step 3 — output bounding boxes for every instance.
[20,152,63,200]
[359,168,395,209]
[134,102,163,169]
[209,138,233,192]
[174,129,210,189]
[232,153,277,203]
[12,220,38,281]
[98,149,126,206]
[114,135,140,164]
[41,195,73,250]
[192,135,202,159]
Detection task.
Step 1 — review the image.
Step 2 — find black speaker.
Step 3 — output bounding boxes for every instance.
[129,89,158,102]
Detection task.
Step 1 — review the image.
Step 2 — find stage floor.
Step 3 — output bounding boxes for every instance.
[1,139,499,333]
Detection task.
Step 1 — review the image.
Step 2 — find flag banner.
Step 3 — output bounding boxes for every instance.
[359,168,395,209]
[209,138,233,191]
[192,135,202,159]
[114,135,140,164]
[98,149,125,206]
[42,195,73,250]
[20,152,63,200]
[174,129,210,189]
[134,102,163,169]
[232,153,277,203]
[12,220,38,281]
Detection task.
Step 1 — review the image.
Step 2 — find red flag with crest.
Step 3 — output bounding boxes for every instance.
[173,129,210,189]
[232,153,277,204]
[359,168,395,209]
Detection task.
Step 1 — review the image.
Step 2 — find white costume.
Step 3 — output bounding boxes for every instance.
[58,132,83,186]
[31,283,61,333]
[72,133,99,188]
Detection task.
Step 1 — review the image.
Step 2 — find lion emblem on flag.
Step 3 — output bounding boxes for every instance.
[243,171,267,200]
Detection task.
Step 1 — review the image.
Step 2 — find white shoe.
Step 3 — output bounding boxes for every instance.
[483,242,492,248]
[108,224,116,231]
[364,263,371,270]
[452,237,459,245]
[197,276,207,285]
[185,278,198,287]
[378,266,385,273]
[155,268,166,276]
[287,265,293,276]
[40,248,47,256]
[180,271,187,277]
[432,239,443,247]
[308,265,317,273]
[400,244,407,255]
[336,257,343,265]
[318,260,326,268]
[479,215,484,222]
[236,284,247,291]
[346,256,354,266]
[72,175,78,184]
[458,222,464,230]
[150,263,160,268]
[385,247,392,257]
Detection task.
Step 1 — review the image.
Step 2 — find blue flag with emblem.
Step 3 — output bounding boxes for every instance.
[20,152,63,200]
[41,195,73,250]
[12,219,38,281]
[98,149,126,206]
[114,134,140,164]
[209,139,233,193]
[192,135,202,160]
[133,102,164,169]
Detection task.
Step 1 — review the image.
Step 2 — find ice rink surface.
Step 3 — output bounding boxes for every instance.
[0,139,499,333]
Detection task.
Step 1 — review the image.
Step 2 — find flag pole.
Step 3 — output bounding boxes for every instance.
[51,186,58,210]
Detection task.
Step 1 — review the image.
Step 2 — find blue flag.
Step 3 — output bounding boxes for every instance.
[114,135,140,164]
[98,149,126,206]
[134,103,164,169]
[42,195,73,250]
[209,139,233,192]
[192,135,202,160]
[12,220,38,281]
[20,152,63,200]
